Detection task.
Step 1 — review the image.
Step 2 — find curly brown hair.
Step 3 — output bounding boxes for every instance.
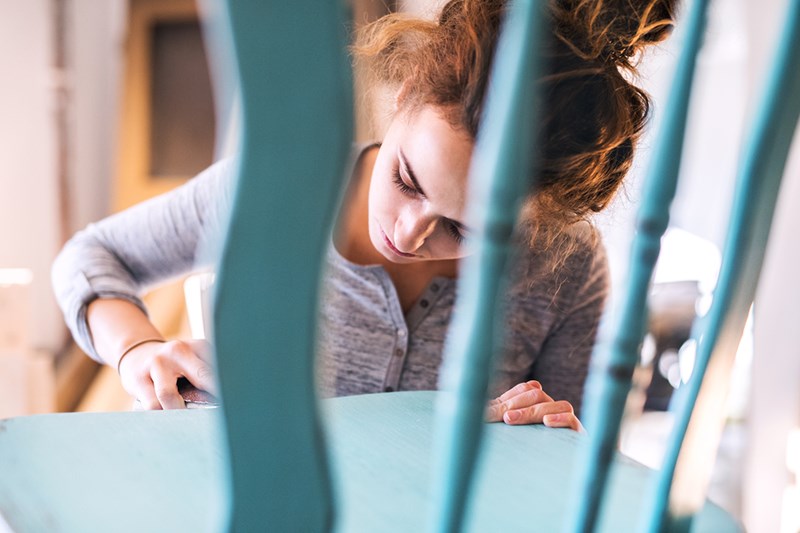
[352,0,677,249]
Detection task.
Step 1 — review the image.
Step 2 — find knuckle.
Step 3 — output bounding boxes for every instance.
[150,355,171,373]
[525,404,541,417]
[130,373,152,389]
[523,388,543,403]
[554,400,574,413]
[168,340,193,358]
[521,403,545,423]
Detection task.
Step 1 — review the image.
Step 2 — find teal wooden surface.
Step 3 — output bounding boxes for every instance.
[0,410,228,533]
[429,1,547,531]
[208,0,352,531]
[569,1,711,531]
[0,393,741,533]
[642,1,800,531]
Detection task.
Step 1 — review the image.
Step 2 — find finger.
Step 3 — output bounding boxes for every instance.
[131,380,162,411]
[151,359,186,410]
[503,387,553,411]
[485,402,504,422]
[186,339,214,365]
[486,381,542,419]
[176,356,218,396]
[543,412,585,433]
[494,380,542,404]
[503,399,573,425]
[486,387,552,422]
[169,341,218,395]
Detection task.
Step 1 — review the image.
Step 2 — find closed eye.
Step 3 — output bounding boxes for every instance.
[392,168,417,197]
[445,220,465,244]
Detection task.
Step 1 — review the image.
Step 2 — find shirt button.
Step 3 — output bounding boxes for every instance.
[384,386,394,392]
[394,348,404,357]
[431,283,440,292]
[420,299,429,308]
[397,329,406,338]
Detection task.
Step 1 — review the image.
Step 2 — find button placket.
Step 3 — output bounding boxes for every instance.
[383,329,408,392]
[405,278,449,333]
[374,270,410,393]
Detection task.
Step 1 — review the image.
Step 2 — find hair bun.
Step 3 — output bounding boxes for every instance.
[551,0,678,66]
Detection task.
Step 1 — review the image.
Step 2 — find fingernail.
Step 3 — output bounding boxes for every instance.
[505,410,520,423]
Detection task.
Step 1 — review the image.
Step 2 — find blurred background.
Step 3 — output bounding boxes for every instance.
[0,0,798,531]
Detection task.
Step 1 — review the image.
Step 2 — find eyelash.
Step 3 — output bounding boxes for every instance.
[392,167,465,245]
[392,168,416,197]
[446,222,465,245]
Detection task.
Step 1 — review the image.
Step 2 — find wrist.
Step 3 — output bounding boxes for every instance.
[116,337,166,374]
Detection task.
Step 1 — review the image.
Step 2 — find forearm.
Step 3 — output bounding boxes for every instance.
[52,159,233,361]
[87,298,164,369]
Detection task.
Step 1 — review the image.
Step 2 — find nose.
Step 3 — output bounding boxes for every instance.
[393,208,437,254]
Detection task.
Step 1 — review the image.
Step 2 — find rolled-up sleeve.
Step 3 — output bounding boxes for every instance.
[51,159,235,361]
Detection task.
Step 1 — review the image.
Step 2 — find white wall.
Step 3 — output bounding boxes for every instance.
[0,0,125,355]
[69,0,127,232]
[0,0,61,353]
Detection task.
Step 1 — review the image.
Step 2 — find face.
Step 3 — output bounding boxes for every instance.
[368,105,475,264]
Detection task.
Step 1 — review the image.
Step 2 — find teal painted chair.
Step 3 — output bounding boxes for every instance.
[1,0,798,531]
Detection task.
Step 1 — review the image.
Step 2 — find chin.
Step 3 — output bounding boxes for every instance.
[385,252,424,264]
[369,235,416,263]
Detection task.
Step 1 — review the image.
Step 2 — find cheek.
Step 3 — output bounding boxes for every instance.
[368,169,398,219]
[425,234,469,261]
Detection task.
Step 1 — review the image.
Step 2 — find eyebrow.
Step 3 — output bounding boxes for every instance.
[398,148,474,234]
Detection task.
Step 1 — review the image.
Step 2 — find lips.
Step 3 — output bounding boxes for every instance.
[381,228,416,258]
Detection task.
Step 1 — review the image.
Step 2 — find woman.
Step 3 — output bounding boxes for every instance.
[52,0,676,431]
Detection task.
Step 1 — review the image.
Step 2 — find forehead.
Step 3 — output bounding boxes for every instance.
[394,106,474,212]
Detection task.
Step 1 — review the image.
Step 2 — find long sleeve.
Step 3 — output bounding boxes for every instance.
[524,240,608,417]
[491,224,610,417]
[51,159,235,361]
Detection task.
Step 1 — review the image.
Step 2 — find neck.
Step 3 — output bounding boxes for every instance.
[334,144,382,265]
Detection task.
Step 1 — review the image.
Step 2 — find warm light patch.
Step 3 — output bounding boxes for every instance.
[0,268,33,287]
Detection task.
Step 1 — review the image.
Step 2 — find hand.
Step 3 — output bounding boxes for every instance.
[118,339,218,410]
[485,380,584,432]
